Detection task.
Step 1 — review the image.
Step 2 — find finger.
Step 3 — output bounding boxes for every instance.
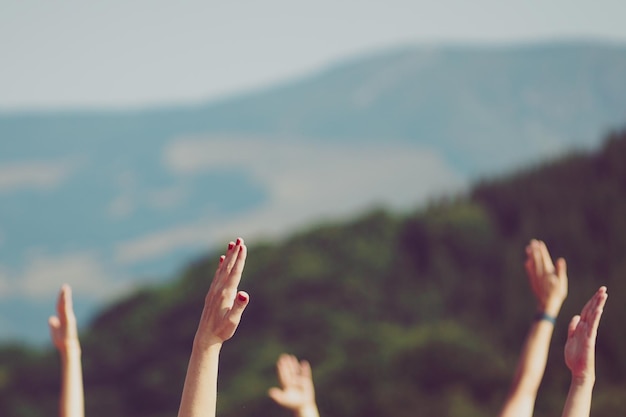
[556,258,568,290]
[301,360,312,379]
[211,240,239,290]
[48,316,60,331]
[531,240,544,278]
[277,354,291,386]
[268,387,287,404]
[539,241,555,274]
[526,259,540,297]
[525,244,541,297]
[587,288,608,337]
[524,247,535,278]
[568,315,581,339]
[556,258,567,279]
[62,285,75,321]
[224,243,247,290]
[56,286,66,322]
[280,354,298,385]
[287,354,300,377]
[524,256,533,278]
[224,238,243,274]
[208,254,228,296]
[580,286,605,322]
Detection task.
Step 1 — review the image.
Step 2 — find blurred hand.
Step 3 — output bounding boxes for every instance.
[525,239,568,317]
[194,238,249,349]
[269,354,317,414]
[49,285,80,353]
[565,286,608,382]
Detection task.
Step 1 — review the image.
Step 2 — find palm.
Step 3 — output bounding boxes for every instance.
[564,320,593,377]
[276,384,311,409]
[564,287,607,379]
[269,354,316,411]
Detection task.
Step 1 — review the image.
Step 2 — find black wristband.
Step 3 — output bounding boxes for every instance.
[534,311,556,325]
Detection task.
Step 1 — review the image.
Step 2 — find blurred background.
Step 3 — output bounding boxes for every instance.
[1,1,626,416]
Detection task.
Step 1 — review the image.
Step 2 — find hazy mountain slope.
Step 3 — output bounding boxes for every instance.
[3,41,625,173]
[0,40,624,343]
[195,41,626,173]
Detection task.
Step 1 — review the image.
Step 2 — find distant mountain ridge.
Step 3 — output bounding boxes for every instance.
[0,40,625,343]
[3,41,625,173]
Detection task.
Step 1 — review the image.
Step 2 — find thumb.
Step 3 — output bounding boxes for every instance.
[268,387,286,403]
[227,291,249,325]
[568,315,581,339]
[48,316,60,331]
[267,387,283,403]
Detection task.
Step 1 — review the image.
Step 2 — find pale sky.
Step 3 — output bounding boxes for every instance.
[1,0,626,111]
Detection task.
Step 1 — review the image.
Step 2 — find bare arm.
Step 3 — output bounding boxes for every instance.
[49,285,84,417]
[177,238,250,417]
[268,354,320,417]
[560,286,607,417]
[499,240,568,417]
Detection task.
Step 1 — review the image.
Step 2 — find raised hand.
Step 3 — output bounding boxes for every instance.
[269,354,319,417]
[178,237,250,417]
[560,286,608,417]
[564,286,608,381]
[498,240,567,417]
[49,284,80,353]
[525,239,568,317]
[49,285,84,417]
[194,238,249,349]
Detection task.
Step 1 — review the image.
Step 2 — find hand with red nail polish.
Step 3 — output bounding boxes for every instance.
[178,237,249,417]
[49,285,84,417]
[195,238,249,348]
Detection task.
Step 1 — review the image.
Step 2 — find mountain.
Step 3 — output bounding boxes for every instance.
[0,128,625,417]
[0,40,625,343]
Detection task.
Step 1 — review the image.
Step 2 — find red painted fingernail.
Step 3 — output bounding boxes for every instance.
[238,293,247,302]
[228,242,234,249]
[236,237,242,245]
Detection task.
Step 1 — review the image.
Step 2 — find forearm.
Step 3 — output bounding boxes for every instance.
[178,343,222,417]
[499,319,555,417]
[561,377,595,417]
[58,346,84,417]
[514,319,555,393]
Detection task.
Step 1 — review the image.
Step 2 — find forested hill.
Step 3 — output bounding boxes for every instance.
[1,129,626,416]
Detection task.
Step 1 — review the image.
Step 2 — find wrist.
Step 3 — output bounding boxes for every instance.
[534,311,557,325]
[571,374,595,388]
[542,299,564,317]
[192,337,223,354]
[296,404,320,417]
[57,341,82,357]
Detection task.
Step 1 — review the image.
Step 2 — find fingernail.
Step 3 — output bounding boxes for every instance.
[236,237,242,245]
[238,293,247,302]
[228,242,234,250]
